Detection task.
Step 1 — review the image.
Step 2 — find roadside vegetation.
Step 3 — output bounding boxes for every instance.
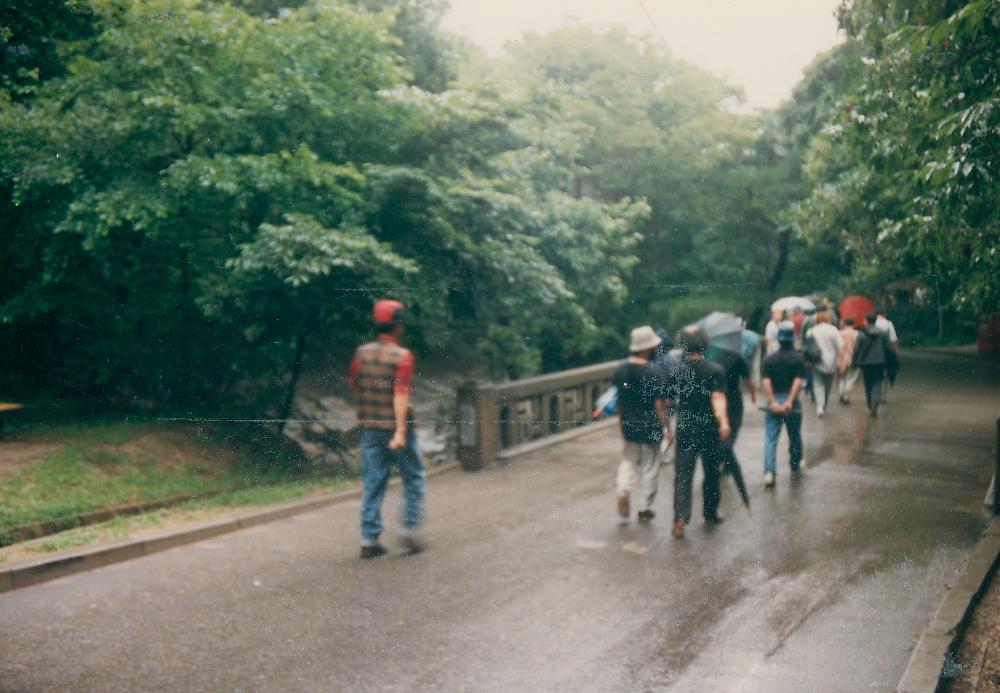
[0,418,349,549]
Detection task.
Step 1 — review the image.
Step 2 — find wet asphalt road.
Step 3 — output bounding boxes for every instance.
[2,350,999,692]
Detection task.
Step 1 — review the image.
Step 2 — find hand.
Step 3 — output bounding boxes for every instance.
[388,430,407,451]
[750,391,757,404]
[782,401,795,415]
[769,401,784,414]
[664,427,674,447]
[718,423,731,442]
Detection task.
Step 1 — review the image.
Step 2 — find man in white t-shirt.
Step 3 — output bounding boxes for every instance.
[764,308,784,356]
[875,309,898,351]
[805,311,844,416]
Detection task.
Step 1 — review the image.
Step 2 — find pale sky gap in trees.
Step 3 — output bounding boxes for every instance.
[443,0,845,109]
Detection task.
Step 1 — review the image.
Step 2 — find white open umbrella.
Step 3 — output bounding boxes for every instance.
[771,296,816,313]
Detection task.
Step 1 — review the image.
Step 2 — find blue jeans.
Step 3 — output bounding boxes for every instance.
[764,394,803,474]
[360,428,425,547]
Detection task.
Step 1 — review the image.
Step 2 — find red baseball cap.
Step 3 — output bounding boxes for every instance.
[373,299,409,325]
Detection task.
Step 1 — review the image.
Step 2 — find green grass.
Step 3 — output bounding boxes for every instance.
[0,420,341,545]
[2,476,352,559]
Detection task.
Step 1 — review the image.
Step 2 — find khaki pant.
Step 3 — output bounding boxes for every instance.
[617,441,661,513]
[838,367,861,401]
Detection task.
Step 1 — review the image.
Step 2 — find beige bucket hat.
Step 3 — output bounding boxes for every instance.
[629,325,662,353]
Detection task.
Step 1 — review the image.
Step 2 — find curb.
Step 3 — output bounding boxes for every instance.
[897,515,1000,692]
[0,460,460,595]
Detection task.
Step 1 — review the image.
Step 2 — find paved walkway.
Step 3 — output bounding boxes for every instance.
[1,351,998,691]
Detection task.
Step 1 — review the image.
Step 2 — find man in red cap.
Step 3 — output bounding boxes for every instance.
[347,299,424,558]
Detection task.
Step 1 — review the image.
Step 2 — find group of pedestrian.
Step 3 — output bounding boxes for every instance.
[607,305,902,535]
[344,297,902,557]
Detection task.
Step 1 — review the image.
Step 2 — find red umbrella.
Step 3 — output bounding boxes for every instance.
[839,295,875,325]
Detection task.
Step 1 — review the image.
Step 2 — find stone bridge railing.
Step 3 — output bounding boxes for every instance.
[456,361,619,470]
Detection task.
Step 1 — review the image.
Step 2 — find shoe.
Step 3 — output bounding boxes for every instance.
[672,518,686,539]
[791,468,803,480]
[401,537,425,555]
[360,544,388,559]
[704,514,725,525]
[870,407,878,417]
[617,491,630,518]
[817,407,824,418]
[764,472,775,488]
[637,510,655,522]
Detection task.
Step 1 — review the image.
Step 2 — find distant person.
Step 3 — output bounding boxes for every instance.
[764,308,785,356]
[653,328,681,380]
[714,349,755,477]
[347,299,425,559]
[611,326,671,523]
[852,313,896,417]
[761,323,807,488]
[664,326,731,539]
[805,311,844,417]
[837,317,861,405]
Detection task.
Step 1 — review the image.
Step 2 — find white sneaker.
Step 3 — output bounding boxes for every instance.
[764,472,775,488]
[817,407,824,418]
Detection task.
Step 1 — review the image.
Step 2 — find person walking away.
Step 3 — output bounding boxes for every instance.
[852,313,895,416]
[837,317,861,405]
[664,326,731,539]
[612,326,671,523]
[761,323,807,488]
[805,311,844,417]
[715,350,755,476]
[764,309,785,356]
[875,308,900,401]
[348,299,425,559]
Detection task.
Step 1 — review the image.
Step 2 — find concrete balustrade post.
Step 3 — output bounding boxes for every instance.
[457,381,498,471]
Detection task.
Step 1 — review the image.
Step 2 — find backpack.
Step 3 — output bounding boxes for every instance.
[803,334,823,365]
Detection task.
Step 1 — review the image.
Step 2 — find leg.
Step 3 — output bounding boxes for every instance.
[396,431,426,535]
[869,371,886,413]
[821,373,835,409]
[674,445,697,523]
[786,410,803,471]
[764,411,784,475]
[360,429,393,547]
[862,368,876,409]
[813,372,826,413]
[616,442,639,517]
[636,444,661,513]
[701,440,722,520]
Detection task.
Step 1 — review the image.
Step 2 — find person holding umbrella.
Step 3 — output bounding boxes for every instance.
[698,312,755,511]
[664,325,731,539]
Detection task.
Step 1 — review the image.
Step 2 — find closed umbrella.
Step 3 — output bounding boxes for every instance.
[839,295,876,326]
[771,296,816,314]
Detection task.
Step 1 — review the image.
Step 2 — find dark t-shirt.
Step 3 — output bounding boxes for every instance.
[612,360,667,444]
[762,348,807,394]
[666,357,725,439]
[714,352,750,414]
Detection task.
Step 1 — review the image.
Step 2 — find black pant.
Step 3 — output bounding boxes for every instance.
[861,366,886,412]
[674,434,722,523]
[720,406,742,476]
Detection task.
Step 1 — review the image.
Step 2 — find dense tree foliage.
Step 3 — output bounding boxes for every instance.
[795,0,999,327]
[1,0,990,413]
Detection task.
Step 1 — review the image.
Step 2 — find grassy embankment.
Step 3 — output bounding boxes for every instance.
[0,417,352,561]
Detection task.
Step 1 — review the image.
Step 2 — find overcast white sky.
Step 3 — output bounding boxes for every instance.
[442,0,844,109]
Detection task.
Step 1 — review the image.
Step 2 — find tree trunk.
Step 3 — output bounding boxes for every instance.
[279,328,309,435]
[768,228,792,293]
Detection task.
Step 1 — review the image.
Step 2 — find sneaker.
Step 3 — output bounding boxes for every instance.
[764,472,775,488]
[672,518,686,539]
[637,510,655,522]
[791,468,803,480]
[360,544,388,560]
[817,407,824,418]
[617,491,630,518]
[401,537,425,556]
[704,514,725,525]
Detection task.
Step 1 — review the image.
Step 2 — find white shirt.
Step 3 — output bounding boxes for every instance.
[875,316,898,343]
[764,320,780,355]
[807,322,845,374]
